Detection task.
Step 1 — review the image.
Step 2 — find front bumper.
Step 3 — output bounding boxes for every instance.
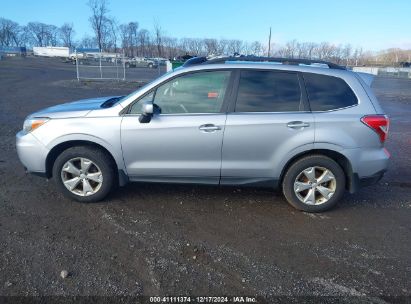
[16,131,49,174]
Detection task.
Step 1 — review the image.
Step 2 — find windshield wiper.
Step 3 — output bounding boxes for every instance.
[100,96,125,108]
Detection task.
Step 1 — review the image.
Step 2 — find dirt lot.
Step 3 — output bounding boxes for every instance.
[0,57,410,302]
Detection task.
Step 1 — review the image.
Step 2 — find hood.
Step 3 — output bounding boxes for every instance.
[29,96,122,119]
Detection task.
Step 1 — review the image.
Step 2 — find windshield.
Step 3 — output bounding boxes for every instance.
[117,70,175,104]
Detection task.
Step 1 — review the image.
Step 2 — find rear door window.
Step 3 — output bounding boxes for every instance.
[303,73,358,111]
[235,70,302,112]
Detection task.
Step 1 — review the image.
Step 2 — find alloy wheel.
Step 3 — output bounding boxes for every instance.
[60,157,103,196]
[294,166,336,205]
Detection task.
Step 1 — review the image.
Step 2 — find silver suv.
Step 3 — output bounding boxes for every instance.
[16,57,390,212]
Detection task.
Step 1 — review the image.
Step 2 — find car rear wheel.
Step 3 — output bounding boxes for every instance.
[52,146,115,202]
[282,155,346,212]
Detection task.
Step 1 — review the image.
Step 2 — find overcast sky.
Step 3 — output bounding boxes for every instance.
[2,0,410,51]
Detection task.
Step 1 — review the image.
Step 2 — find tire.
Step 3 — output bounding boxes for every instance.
[148,63,153,68]
[52,146,116,202]
[282,155,346,212]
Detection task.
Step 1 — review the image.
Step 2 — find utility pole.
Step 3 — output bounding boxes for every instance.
[268,27,272,57]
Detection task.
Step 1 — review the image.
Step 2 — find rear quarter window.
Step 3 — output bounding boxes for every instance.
[303,73,358,111]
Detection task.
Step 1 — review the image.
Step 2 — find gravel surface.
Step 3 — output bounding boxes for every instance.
[0,57,410,302]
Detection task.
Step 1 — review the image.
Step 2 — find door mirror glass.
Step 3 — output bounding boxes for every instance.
[139,101,154,124]
[129,91,155,114]
[142,103,153,114]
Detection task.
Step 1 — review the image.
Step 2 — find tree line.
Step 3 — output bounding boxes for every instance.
[1,0,410,66]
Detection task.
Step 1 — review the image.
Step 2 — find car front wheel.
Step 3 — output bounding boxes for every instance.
[52,146,115,202]
[282,155,346,212]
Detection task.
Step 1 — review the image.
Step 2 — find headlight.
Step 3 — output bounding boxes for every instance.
[23,118,50,133]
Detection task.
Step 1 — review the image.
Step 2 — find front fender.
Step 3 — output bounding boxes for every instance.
[45,133,126,172]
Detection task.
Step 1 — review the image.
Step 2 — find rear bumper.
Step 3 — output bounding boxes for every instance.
[343,147,389,193]
[350,169,386,193]
[359,170,386,187]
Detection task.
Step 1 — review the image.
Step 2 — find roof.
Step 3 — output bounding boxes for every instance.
[183,56,346,70]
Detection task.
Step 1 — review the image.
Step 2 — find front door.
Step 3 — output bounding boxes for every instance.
[121,70,232,184]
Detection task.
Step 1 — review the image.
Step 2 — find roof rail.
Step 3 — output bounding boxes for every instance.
[182,55,346,70]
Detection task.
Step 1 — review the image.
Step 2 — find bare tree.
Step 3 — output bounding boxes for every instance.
[119,23,129,55]
[352,47,363,66]
[191,38,205,55]
[204,38,218,56]
[249,41,263,56]
[227,39,243,55]
[163,36,179,59]
[106,18,119,51]
[88,0,109,50]
[78,35,97,48]
[341,44,352,65]
[216,39,228,55]
[60,23,75,48]
[284,40,298,58]
[153,20,163,57]
[27,22,59,46]
[119,22,139,56]
[137,29,150,57]
[0,18,22,46]
[128,22,138,56]
[18,26,32,46]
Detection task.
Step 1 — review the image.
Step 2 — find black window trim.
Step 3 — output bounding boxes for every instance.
[121,69,236,116]
[229,68,310,114]
[301,72,359,113]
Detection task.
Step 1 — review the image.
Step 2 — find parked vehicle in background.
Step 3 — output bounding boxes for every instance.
[0,46,27,57]
[16,56,390,212]
[147,58,168,66]
[124,57,157,68]
[33,46,70,58]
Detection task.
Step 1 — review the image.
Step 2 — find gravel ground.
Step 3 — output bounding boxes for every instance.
[0,57,410,302]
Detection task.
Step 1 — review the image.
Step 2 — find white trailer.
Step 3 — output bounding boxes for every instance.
[33,47,70,58]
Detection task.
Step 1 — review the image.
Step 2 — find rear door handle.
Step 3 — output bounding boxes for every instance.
[199,124,221,132]
[287,121,310,129]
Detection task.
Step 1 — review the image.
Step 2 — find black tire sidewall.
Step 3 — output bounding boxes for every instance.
[282,155,346,212]
[52,146,115,203]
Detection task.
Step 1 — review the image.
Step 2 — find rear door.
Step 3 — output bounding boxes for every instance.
[221,69,315,185]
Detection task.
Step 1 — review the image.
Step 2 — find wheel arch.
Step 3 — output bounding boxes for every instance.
[45,140,127,186]
[279,149,355,193]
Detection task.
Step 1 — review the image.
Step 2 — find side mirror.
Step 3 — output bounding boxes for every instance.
[139,103,154,123]
[142,103,154,115]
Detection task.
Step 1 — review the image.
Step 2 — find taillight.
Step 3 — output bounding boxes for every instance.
[361,115,389,143]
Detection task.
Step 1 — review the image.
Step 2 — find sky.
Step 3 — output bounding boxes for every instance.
[1,0,410,51]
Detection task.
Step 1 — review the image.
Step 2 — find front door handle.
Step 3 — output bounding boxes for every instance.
[287,121,310,129]
[199,124,221,132]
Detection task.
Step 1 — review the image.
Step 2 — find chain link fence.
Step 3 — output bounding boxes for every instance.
[74,51,168,82]
[75,51,125,81]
